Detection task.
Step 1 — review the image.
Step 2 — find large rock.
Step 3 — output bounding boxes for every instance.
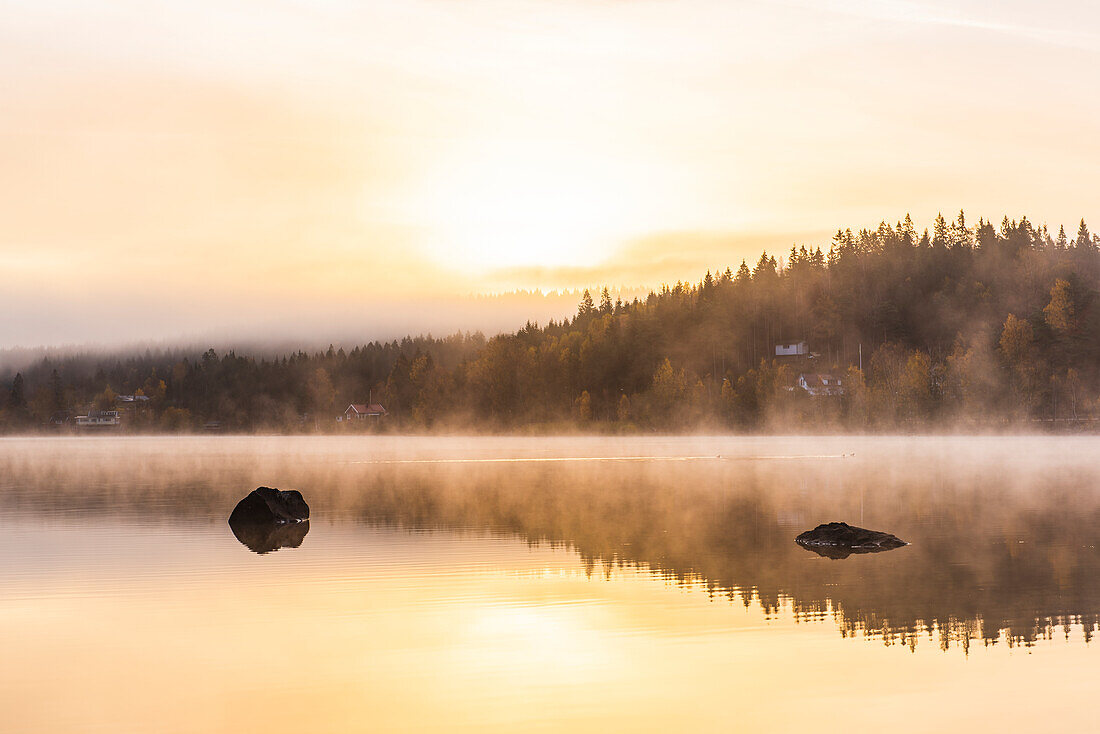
[229,487,310,525]
[795,521,907,559]
[228,487,310,554]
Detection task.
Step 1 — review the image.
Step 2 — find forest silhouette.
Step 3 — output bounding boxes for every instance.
[3,212,1099,432]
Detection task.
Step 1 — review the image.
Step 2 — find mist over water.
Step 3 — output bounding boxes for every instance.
[3,435,1100,732]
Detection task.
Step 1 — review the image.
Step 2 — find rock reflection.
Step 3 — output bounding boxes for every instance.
[228,517,309,554]
[796,543,895,560]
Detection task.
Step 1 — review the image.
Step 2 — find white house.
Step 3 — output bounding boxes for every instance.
[74,410,121,428]
[340,403,387,421]
[798,373,844,397]
[776,341,810,357]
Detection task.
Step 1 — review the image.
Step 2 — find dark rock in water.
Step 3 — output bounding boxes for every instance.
[230,517,309,554]
[229,487,310,525]
[795,522,907,560]
[228,487,310,554]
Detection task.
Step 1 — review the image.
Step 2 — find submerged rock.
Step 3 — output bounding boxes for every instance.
[229,487,310,525]
[795,521,907,560]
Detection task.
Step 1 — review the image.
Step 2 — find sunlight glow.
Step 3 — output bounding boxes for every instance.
[409,141,646,272]
[3,0,1100,344]
[466,603,604,676]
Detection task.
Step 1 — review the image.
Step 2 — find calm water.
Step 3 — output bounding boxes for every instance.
[3,435,1100,732]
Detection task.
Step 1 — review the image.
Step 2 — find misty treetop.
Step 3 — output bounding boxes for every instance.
[4,212,1100,432]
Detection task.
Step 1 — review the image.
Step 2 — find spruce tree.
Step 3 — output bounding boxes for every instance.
[932,213,949,249]
[1076,219,1091,249]
[8,373,26,411]
[48,369,64,414]
[578,289,595,317]
[735,261,751,284]
[599,287,612,314]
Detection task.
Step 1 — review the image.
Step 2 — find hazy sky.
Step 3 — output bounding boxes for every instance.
[2,0,1098,346]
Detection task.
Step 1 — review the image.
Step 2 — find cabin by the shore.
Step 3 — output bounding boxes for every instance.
[775,341,810,357]
[74,410,121,428]
[339,403,388,422]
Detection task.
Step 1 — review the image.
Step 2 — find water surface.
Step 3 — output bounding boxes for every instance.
[2,436,1099,732]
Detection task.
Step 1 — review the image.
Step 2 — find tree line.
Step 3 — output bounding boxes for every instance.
[4,212,1099,432]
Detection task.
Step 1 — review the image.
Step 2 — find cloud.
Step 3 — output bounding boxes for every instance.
[793,0,1100,49]
[479,229,827,290]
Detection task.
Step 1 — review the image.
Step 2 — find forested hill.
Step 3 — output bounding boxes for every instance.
[4,213,1100,432]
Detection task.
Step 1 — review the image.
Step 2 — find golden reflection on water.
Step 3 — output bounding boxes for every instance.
[2,436,1100,732]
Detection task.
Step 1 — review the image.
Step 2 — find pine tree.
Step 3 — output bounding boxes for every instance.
[616,393,631,423]
[8,373,26,412]
[810,247,824,268]
[735,261,751,284]
[1076,219,1091,250]
[752,252,776,280]
[1039,224,1052,250]
[578,289,595,317]
[975,218,998,250]
[47,369,64,414]
[900,213,917,245]
[951,210,972,249]
[1056,224,1068,250]
[6,373,30,427]
[831,229,847,255]
[932,213,949,249]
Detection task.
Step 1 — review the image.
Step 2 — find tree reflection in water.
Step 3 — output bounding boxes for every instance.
[349,465,1100,652]
[2,437,1099,652]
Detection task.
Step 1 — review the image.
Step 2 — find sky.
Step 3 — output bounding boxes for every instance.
[2,0,1099,347]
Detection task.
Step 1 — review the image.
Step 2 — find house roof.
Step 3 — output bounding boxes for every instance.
[346,403,387,414]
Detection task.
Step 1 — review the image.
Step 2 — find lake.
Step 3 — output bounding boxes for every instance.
[2,435,1099,732]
